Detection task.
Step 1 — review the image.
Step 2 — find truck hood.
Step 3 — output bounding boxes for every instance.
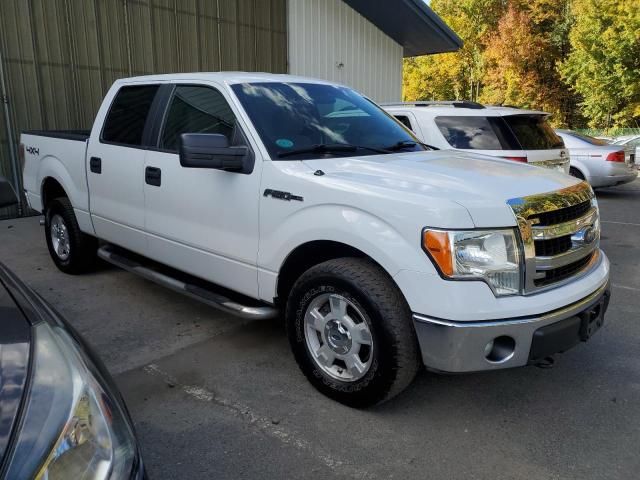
[302,150,582,227]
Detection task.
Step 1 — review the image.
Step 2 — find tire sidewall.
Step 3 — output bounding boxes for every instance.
[287,271,400,407]
[45,201,72,270]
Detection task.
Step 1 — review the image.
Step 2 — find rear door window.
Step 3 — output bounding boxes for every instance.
[102,85,160,146]
[503,115,564,150]
[435,116,520,150]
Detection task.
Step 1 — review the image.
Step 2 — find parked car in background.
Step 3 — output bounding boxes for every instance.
[555,130,638,187]
[611,134,640,168]
[382,101,569,173]
[0,177,145,479]
[21,74,610,407]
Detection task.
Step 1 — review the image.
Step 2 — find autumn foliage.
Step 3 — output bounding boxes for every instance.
[403,0,640,129]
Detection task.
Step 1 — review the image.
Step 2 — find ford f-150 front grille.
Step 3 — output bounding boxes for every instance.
[507,182,600,294]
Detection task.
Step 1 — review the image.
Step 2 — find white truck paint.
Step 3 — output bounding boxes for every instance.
[22,73,610,406]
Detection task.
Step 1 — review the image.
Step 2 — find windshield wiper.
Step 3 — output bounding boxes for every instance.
[382,140,440,151]
[277,143,390,158]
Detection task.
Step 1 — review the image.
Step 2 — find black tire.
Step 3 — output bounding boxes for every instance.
[570,167,585,180]
[45,197,98,274]
[285,257,421,407]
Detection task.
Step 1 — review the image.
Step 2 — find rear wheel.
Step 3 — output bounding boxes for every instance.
[569,167,585,180]
[285,258,420,407]
[45,197,97,274]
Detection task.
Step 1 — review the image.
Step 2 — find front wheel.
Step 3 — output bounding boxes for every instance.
[45,197,97,274]
[285,258,421,407]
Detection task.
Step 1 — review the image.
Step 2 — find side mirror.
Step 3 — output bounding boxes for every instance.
[179,133,248,172]
[0,176,18,209]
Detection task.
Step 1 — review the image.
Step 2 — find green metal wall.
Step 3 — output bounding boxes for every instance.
[0,0,287,219]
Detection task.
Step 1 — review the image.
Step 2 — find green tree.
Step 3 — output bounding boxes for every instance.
[403,0,505,102]
[559,0,640,128]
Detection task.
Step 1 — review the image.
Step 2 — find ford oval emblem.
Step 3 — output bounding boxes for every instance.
[573,226,596,245]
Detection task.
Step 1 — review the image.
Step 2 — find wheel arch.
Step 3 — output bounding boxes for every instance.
[276,240,400,306]
[41,176,68,210]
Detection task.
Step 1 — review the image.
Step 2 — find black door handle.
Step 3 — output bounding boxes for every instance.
[145,166,161,186]
[89,157,101,174]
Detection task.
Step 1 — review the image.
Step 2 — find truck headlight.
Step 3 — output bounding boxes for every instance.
[4,322,137,479]
[423,228,522,296]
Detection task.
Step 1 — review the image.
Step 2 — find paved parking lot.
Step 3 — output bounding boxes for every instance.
[1,179,639,480]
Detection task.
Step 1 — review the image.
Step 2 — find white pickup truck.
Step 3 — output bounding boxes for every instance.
[22,73,610,407]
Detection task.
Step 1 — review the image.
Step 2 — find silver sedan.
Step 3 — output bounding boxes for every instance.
[556,130,638,187]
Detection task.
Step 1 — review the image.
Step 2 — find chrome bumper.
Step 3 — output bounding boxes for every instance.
[412,279,610,373]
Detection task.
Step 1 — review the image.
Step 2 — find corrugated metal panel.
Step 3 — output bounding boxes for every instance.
[287,0,403,102]
[0,0,287,218]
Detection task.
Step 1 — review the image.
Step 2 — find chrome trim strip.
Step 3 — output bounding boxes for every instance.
[529,158,570,172]
[531,208,597,240]
[535,242,598,271]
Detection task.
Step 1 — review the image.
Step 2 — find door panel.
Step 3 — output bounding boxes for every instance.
[87,84,160,253]
[144,83,261,298]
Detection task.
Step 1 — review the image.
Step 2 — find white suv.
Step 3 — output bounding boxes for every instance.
[383,101,569,173]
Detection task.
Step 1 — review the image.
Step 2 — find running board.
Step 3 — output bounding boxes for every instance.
[97,245,279,320]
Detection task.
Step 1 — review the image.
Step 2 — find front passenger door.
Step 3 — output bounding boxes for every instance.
[143,84,262,298]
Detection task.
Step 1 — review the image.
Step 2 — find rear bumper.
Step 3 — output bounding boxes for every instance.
[412,279,610,373]
[589,168,638,188]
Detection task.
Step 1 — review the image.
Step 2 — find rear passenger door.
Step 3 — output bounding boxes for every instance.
[87,84,161,254]
[142,83,262,298]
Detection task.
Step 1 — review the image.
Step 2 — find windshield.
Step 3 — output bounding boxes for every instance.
[435,116,520,150]
[503,115,564,149]
[562,131,610,146]
[231,82,423,159]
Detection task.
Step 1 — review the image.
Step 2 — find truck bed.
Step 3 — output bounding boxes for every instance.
[21,130,91,217]
[23,130,90,142]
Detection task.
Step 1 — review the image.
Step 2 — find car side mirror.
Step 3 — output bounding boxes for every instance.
[0,176,18,209]
[179,133,249,172]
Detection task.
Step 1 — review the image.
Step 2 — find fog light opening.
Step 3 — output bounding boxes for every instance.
[485,336,516,363]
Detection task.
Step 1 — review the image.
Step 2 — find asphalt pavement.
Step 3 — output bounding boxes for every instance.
[1,179,638,480]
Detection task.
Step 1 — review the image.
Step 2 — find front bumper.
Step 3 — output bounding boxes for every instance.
[413,279,610,373]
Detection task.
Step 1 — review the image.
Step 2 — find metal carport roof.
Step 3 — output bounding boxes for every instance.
[342,0,463,56]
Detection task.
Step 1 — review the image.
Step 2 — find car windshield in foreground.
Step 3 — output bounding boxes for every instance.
[231,82,425,160]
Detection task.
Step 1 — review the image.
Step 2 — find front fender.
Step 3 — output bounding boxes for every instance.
[257,203,438,302]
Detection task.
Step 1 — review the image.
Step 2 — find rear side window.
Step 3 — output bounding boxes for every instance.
[160,85,236,152]
[394,115,414,131]
[435,116,520,150]
[503,115,564,150]
[102,85,159,146]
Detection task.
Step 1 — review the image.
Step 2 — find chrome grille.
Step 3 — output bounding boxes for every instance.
[507,182,600,294]
[529,199,591,226]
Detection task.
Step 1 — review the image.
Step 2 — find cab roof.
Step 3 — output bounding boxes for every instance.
[116,72,339,87]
